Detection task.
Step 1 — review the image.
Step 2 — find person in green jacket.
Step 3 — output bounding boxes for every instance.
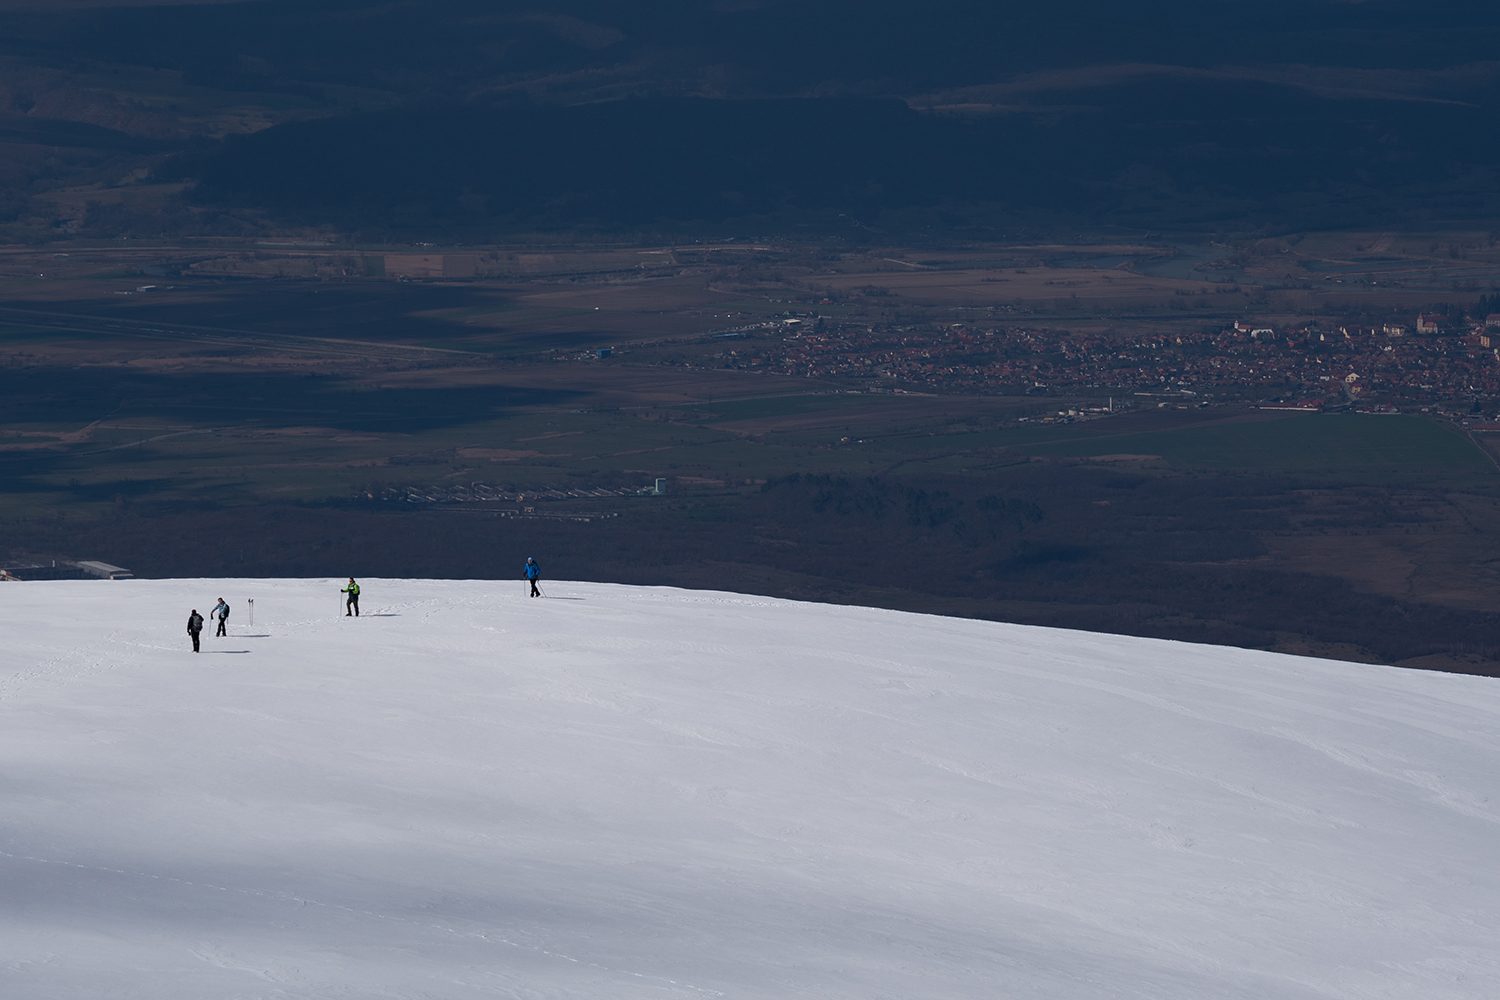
[342,578,361,616]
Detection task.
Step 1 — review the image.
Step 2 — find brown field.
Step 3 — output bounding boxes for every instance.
[1263,529,1500,615]
[2,232,1491,362]
[357,361,829,409]
[813,265,1214,307]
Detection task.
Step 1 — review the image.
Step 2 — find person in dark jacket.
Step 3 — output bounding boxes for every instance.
[525,557,541,597]
[212,598,230,637]
[187,609,204,652]
[342,578,360,616]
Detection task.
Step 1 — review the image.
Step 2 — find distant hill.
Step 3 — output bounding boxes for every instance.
[2,0,1500,236]
[173,84,1500,235]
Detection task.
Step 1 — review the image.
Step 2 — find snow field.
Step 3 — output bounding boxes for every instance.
[2,578,1499,998]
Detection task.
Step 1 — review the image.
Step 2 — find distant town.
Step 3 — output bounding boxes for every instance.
[678,311,1500,412]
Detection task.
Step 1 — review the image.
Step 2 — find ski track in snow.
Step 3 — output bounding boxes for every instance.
[2,577,1500,999]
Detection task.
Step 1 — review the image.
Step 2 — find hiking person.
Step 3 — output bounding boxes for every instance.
[525,557,541,598]
[187,609,204,652]
[342,578,361,616]
[212,598,230,637]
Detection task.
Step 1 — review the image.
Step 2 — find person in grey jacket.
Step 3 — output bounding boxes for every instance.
[211,598,229,637]
[187,610,204,652]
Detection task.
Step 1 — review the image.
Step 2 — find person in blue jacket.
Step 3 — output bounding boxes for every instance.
[525,557,541,598]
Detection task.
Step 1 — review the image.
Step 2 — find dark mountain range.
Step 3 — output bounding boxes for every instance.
[2,0,1500,235]
[172,83,1500,235]
[46,1,1500,99]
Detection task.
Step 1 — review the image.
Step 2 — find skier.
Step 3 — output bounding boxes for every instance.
[342,577,361,616]
[187,609,204,652]
[212,597,230,637]
[525,557,541,598]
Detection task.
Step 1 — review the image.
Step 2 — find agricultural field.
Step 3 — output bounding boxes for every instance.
[1010,412,1489,472]
[1,232,1496,364]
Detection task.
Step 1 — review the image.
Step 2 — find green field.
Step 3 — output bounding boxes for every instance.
[686,392,875,423]
[1014,414,1489,471]
[3,373,1494,527]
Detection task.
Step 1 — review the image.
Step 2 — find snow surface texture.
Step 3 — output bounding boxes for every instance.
[2,579,1499,999]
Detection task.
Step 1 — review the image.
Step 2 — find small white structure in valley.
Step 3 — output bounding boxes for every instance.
[74,560,132,580]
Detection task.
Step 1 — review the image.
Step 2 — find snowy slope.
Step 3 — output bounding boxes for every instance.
[2,579,1498,999]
